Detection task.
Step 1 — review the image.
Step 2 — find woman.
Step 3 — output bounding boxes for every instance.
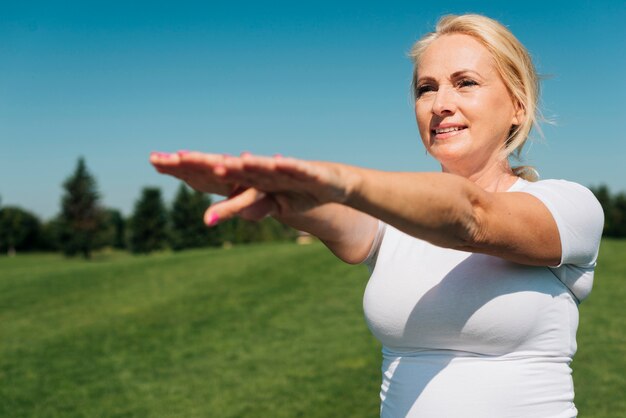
[151,14,603,417]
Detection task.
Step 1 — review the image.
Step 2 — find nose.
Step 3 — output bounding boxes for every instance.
[431,86,457,116]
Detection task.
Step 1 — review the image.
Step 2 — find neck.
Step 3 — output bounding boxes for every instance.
[441,159,518,192]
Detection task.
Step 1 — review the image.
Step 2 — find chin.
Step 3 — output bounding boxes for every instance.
[428,142,471,163]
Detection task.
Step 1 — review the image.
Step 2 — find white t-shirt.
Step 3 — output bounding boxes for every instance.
[362,178,604,418]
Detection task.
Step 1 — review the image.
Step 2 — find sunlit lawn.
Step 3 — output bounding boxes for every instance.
[1,240,624,417]
[574,239,626,417]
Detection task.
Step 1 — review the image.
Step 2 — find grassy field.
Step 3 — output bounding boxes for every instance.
[574,239,626,417]
[1,240,624,417]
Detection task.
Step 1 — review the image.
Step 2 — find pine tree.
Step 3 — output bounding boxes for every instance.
[590,185,626,238]
[169,184,218,250]
[108,209,127,249]
[97,208,127,249]
[58,157,104,258]
[129,187,168,254]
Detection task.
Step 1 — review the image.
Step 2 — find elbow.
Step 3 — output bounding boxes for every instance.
[420,206,484,251]
[451,190,490,251]
[416,187,488,251]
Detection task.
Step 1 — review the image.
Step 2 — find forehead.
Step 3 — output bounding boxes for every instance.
[418,34,496,78]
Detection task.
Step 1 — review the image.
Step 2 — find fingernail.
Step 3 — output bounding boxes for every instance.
[273,153,283,158]
[241,151,251,157]
[157,152,171,158]
[178,150,190,155]
[206,212,219,226]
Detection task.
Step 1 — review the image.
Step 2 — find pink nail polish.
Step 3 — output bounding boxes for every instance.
[206,212,219,226]
[273,153,283,158]
[178,150,190,155]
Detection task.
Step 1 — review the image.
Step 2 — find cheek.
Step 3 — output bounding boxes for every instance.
[485,90,517,128]
[414,105,431,138]
[465,93,514,136]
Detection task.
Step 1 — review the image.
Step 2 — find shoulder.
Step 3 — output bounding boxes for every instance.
[516,178,597,197]
[514,178,604,225]
[514,178,604,267]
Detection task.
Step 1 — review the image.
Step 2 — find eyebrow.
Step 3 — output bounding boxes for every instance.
[417,69,485,83]
[451,69,484,79]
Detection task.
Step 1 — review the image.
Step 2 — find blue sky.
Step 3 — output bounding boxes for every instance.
[1,0,624,219]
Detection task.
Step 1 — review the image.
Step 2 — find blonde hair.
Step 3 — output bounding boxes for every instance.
[409,14,541,181]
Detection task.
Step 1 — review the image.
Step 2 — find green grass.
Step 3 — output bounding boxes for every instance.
[1,243,381,418]
[574,239,626,417]
[1,240,624,417]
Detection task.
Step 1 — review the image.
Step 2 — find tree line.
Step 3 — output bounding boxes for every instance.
[589,185,626,238]
[0,158,297,258]
[2,159,625,257]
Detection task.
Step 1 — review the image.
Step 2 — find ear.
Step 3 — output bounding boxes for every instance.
[511,100,525,126]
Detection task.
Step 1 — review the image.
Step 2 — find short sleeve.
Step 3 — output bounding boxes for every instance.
[519,179,604,302]
[362,220,386,272]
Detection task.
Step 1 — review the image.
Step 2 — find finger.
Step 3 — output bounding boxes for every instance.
[152,151,237,196]
[179,152,251,184]
[215,155,283,188]
[170,151,318,195]
[150,152,203,181]
[240,155,278,175]
[273,157,323,181]
[178,151,238,181]
[221,154,247,176]
[152,150,190,177]
[150,152,194,179]
[150,151,181,169]
[242,154,320,183]
[221,168,295,192]
[271,159,349,203]
[233,154,309,189]
[247,157,324,191]
[239,195,277,221]
[204,188,268,226]
[178,151,225,172]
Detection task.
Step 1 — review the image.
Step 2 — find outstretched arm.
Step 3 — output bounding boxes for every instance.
[151,151,561,266]
[150,151,378,264]
[347,168,561,266]
[197,153,562,266]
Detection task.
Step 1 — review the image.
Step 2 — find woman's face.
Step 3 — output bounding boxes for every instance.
[415,34,522,175]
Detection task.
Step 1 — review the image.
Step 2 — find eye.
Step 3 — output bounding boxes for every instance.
[457,78,479,89]
[416,84,436,98]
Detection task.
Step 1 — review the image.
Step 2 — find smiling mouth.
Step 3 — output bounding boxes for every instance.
[433,126,466,134]
[432,126,467,138]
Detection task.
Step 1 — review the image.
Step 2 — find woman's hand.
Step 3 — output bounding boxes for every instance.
[210,153,360,224]
[150,150,360,227]
[220,153,354,202]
